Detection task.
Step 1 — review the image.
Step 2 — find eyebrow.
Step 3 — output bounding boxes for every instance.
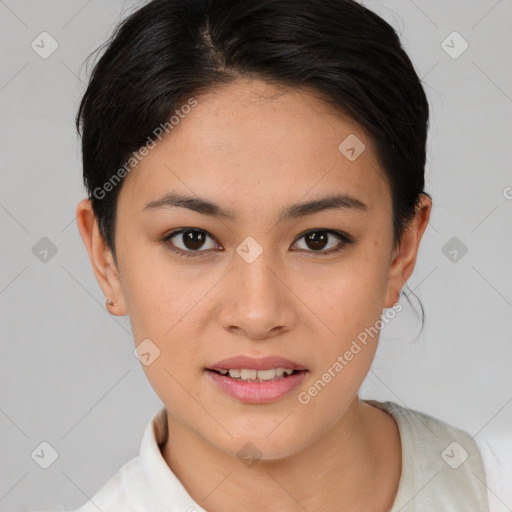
[142,191,369,222]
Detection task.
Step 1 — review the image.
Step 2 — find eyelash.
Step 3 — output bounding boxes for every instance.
[160,228,354,258]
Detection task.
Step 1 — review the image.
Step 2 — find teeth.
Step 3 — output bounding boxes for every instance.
[219,367,297,381]
[240,369,258,380]
[256,369,277,380]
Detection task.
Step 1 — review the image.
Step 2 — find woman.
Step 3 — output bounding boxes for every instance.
[73,0,490,510]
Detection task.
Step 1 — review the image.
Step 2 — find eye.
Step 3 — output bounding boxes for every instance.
[291,229,353,255]
[161,228,220,258]
[162,227,353,258]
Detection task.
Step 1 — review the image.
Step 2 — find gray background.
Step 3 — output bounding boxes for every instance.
[0,0,511,510]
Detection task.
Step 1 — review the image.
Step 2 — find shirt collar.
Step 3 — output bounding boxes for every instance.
[138,406,209,511]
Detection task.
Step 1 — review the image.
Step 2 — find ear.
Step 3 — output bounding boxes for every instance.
[384,194,432,309]
[75,198,128,316]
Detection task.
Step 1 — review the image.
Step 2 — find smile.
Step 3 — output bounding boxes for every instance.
[213,368,297,381]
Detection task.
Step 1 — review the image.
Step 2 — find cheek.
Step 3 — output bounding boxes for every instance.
[118,242,190,338]
[125,266,206,415]
[293,267,387,427]
[120,251,211,379]
[297,255,389,346]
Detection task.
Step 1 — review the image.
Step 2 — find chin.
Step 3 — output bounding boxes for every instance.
[210,421,311,463]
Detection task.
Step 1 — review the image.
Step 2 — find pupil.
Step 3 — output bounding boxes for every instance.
[184,230,205,250]
[306,231,328,251]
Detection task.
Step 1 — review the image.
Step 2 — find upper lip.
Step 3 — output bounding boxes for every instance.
[207,355,307,371]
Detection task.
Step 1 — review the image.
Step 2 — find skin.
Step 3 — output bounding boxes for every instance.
[76,77,431,512]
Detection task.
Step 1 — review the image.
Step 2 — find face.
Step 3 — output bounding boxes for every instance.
[78,77,429,461]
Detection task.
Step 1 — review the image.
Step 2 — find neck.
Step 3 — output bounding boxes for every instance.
[161,397,401,512]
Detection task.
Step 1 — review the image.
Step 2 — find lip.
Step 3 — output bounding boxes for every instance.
[205,368,308,404]
[207,355,307,371]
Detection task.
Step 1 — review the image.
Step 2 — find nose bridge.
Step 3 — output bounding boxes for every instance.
[234,237,283,306]
[220,236,293,336]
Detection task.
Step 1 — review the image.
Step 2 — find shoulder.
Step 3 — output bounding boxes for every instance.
[69,456,149,512]
[69,407,170,511]
[68,406,197,512]
[364,399,490,511]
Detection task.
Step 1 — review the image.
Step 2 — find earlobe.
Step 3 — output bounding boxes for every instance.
[76,199,128,316]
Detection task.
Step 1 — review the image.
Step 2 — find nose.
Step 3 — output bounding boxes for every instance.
[218,248,297,340]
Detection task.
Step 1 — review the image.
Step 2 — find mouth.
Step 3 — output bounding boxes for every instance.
[205,355,309,403]
[205,367,307,382]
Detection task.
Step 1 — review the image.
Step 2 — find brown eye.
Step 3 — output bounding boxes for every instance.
[162,228,219,257]
[180,229,208,250]
[162,227,353,259]
[292,229,353,255]
[304,231,329,251]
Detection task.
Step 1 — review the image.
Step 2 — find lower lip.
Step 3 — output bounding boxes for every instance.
[205,369,308,404]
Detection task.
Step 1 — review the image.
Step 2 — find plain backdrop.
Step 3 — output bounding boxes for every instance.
[0,0,511,510]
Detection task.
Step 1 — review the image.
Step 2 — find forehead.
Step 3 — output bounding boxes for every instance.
[119,78,390,217]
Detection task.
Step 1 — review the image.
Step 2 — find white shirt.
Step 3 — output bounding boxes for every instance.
[67,399,497,512]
